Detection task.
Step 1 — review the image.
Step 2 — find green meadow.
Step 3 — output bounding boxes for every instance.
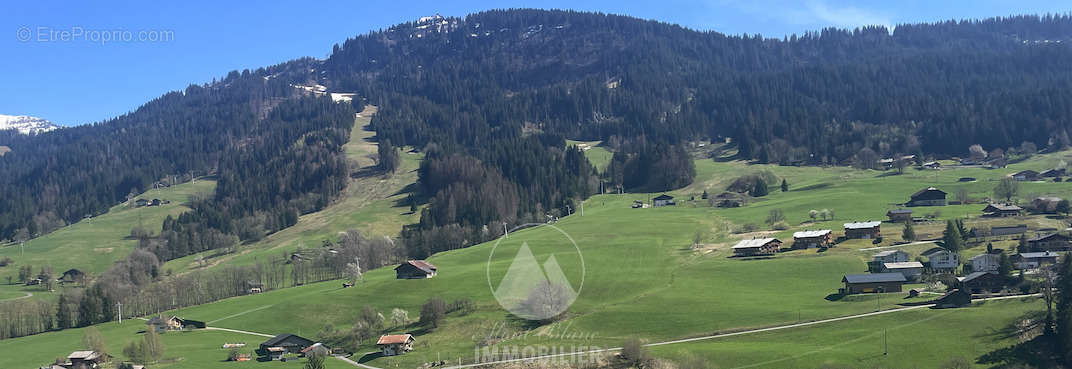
[3,143,1071,368]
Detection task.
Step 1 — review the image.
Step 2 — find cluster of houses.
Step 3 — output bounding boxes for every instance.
[25,268,85,287]
[255,332,415,361]
[1011,168,1066,182]
[843,234,1070,296]
[730,221,883,257]
[38,351,121,369]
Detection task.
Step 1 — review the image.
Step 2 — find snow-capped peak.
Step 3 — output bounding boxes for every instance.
[0,114,60,135]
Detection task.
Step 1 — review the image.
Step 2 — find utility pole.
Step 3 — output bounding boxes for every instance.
[19,241,24,257]
[117,302,122,324]
[883,328,888,355]
[503,223,508,238]
[580,202,584,216]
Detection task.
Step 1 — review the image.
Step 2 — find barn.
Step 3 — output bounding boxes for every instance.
[395,260,438,279]
[792,230,832,249]
[841,273,907,294]
[908,187,947,206]
[731,238,781,257]
[844,221,882,239]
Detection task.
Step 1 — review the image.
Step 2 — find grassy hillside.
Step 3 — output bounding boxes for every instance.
[0,179,216,298]
[5,147,1071,368]
[162,106,421,273]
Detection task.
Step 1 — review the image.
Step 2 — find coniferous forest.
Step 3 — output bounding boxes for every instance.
[3,9,1072,257]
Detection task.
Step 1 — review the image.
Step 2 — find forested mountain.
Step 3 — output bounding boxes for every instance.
[3,8,1072,254]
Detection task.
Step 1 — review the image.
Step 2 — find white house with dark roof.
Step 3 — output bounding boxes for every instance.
[971,253,1001,273]
[872,249,910,264]
[922,247,959,272]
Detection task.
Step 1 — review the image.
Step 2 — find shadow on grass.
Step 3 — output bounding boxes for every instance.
[792,182,833,192]
[824,293,846,302]
[358,351,384,363]
[976,335,1062,368]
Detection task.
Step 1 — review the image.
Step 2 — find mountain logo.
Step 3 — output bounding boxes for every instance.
[486,224,584,321]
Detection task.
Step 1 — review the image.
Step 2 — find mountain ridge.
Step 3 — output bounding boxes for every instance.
[0,114,59,135]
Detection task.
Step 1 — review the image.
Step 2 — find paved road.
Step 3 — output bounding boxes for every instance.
[437,293,1040,369]
[176,293,1039,369]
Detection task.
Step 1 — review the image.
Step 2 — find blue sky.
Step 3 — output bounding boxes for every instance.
[2,0,1068,126]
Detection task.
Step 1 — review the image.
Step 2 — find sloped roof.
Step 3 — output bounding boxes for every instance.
[887,209,912,214]
[1027,233,1071,242]
[959,271,994,283]
[396,260,437,274]
[261,333,313,348]
[731,238,779,249]
[921,247,952,257]
[1018,251,1062,259]
[911,187,946,198]
[793,230,831,238]
[844,221,881,229]
[983,203,1023,212]
[843,273,907,284]
[883,261,924,269]
[68,351,100,360]
[377,334,414,345]
[653,194,674,200]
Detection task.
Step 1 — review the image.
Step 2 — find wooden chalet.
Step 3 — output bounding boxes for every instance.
[844,221,881,239]
[881,261,924,281]
[57,268,84,284]
[1012,251,1063,269]
[791,230,832,249]
[908,187,946,206]
[982,203,1023,217]
[933,289,972,308]
[1040,168,1066,178]
[886,209,913,222]
[652,194,676,207]
[731,238,781,257]
[957,272,1006,293]
[1012,170,1040,181]
[987,224,1028,237]
[395,260,438,279]
[377,334,415,356]
[66,351,105,368]
[259,333,314,360]
[1026,233,1072,252]
[841,273,907,294]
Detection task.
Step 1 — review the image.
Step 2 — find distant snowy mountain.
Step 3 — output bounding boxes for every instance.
[0,114,60,135]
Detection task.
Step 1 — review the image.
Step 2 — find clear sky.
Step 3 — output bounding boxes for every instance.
[2,0,1068,126]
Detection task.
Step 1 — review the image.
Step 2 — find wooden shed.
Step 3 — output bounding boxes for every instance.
[841,273,907,294]
[731,238,781,257]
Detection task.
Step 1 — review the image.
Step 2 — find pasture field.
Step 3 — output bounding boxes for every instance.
[0,179,216,300]
[3,145,1071,368]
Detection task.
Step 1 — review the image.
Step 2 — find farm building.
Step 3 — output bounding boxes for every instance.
[146,316,183,331]
[66,351,105,368]
[921,247,959,272]
[652,194,676,207]
[841,273,907,294]
[844,221,882,239]
[300,342,330,357]
[922,161,941,170]
[933,289,972,308]
[713,192,746,208]
[1011,251,1062,269]
[886,209,912,222]
[731,238,782,257]
[1040,168,1066,177]
[377,334,415,356]
[395,260,438,279]
[958,272,1006,293]
[881,261,925,281]
[57,268,84,284]
[792,229,832,249]
[982,203,1023,217]
[245,281,264,294]
[971,253,1001,273]
[1012,170,1040,181]
[259,333,314,360]
[873,250,910,263]
[987,224,1028,237]
[908,187,947,206]
[1026,233,1072,252]
[1031,197,1063,213]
